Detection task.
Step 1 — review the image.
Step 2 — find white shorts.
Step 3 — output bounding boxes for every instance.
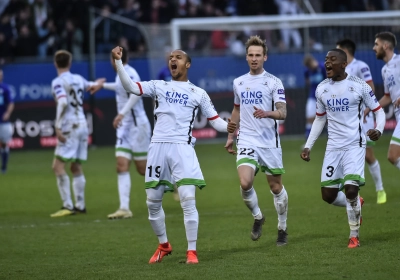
[390,109,400,146]
[115,121,151,161]
[321,148,366,188]
[363,112,375,147]
[145,143,205,192]
[236,144,285,175]
[306,97,316,119]
[55,122,89,163]
[0,123,13,143]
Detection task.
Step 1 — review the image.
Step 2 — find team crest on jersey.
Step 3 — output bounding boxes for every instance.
[263,81,268,85]
[239,81,244,85]
[331,94,336,98]
[246,87,250,91]
[190,87,196,93]
[348,87,354,92]
[323,89,329,93]
[277,89,284,95]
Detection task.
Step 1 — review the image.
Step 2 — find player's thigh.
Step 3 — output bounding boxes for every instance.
[364,113,376,147]
[341,148,366,186]
[54,129,79,162]
[236,144,260,172]
[115,123,133,160]
[258,147,285,176]
[169,144,205,189]
[305,98,316,119]
[320,150,344,188]
[0,123,13,144]
[389,114,400,146]
[145,143,173,192]
[130,122,151,161]
[76,125,89,163]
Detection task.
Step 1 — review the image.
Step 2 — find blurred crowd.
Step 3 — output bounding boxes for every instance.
[0,0,399,64]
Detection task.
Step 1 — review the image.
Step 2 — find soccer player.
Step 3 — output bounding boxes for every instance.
[300,49,386,248]
[50,50,105,218]
[92,51,151,219]
[336,38,386,204]
[303,54,326,139]
[111,46,237,264]
[373,32,400,175]
[225,35,289,246]
[0,69,14,174]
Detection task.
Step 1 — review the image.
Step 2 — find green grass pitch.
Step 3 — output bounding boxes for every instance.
[1,135,399,279]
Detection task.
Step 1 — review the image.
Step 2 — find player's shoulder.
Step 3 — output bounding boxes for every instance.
[263,71,282,83]
[347,75,366,85]
[51,76,63,86]
[233,73,250,85]
[187,81,207,96]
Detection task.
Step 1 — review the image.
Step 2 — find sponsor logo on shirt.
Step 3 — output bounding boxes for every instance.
[369,91,374,97]
[165,91,189,106]
[364,74,371,78]
[277,89,285,95]
[54,85,61,90]
[361,67,369,73]
[326,98,350,112]
[387,75,396,90]
[241,91,262,105]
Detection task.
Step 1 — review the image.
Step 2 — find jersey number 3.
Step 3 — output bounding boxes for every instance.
[70,89,83,107]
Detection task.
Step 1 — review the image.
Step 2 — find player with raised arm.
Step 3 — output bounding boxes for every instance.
[50,50,105,218]
[0,69,14,174]
[373,32,400,175]
[225,35,289,246]
[91,51,151,219]
[336,38,386,204]
[300,49,386,248]
[111,46,237,264]
[303,54,326,139]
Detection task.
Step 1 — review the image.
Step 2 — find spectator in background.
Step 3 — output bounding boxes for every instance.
[0,32,13,64]
[14,24,38,57]
[38,18,60,58]
[275,0,303,50]
[96,4,121,54]
[32,0,47,33]
[61,19,83,60]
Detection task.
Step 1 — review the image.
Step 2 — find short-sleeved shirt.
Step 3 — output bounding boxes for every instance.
[115,64,148,126]
[382,53,400,113]
[233,70,286,148]
[304,63,326,99]
[345,58,373,83]
[135,80,219,144]
[315,75,381,150]
[0,83,13,124]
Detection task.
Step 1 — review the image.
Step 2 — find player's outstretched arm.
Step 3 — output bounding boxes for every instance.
[378,95,392,108]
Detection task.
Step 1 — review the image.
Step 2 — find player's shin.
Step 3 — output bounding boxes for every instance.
[272,186,288,230]
[118,172,131,210]
[178,185,198,251]
[395,158,400,170]
[240,186,262,220]
[346,195,361,237]
[368,160,383,191]
[56,174,73,209]
[332,191,346,207]
[72,174,86,210]
[146,198,168,244]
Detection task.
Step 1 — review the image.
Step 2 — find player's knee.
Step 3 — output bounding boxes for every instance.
[146,198,162,215]
[180,197,197,215]
[387,154,398,165]
[321,192,336,204]
[136,165,146,176]
[70,163,82,175]
[116,158,129,173]
[269,182,282,194]
[344,185,358,199]
[239,178,253,190]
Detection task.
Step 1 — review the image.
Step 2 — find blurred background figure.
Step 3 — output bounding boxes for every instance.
[0,69,14,174]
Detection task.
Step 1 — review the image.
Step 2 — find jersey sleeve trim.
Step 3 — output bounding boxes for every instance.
[57,94,67,99]
[372,105,382,112]
[234,103,240,107]
[136,82,143,95]
[316,112,326,116]
[384,93,390,96]
[207,115,219,121]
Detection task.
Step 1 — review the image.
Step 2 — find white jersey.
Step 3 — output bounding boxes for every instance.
[382,53,400,113]
[51,71,90,125]
[315,75,381,150]
[233,70,286,148]
[115,64,148,126]
[346,58,373,83]
[136,80,219,144]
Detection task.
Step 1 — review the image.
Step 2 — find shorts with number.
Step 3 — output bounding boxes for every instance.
[0,123,13,143]
[390,109,400,146]
[236,144,285,175]
[321,148,365,188]
[55,122,88,163]
[363,113,375,146]
[115,121,151,160]
[306,97,316,119]
[144,142,206,192]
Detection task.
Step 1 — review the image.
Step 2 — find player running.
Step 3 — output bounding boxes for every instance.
[301,49,386,248]
[50,50,104,217]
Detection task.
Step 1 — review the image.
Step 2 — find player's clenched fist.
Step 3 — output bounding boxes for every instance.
[300,148,310,162]
[227,118,237,133]
[111,46,123,60]
[367,129,381,141]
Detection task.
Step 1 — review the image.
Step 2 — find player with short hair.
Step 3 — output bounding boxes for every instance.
[91,50,151,219]
[225,35,289,246]
[336,38,386,204]
[303,53,326,139]
[50,50,105,218]
[111,46,237,264]
[0,69,14,174]
[301,49,386,248]
[373,31,400,174]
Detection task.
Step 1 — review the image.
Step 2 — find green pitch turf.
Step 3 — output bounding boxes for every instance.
[1,135,399,279]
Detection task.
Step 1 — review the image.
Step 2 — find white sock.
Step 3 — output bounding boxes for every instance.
[368,161,384,192]
[118,172,131,210]
[240,186,262,219]
[72,174,86,210]
[272,186,288,230]
[178,185,198,251]
[395,158,400,170]
[346,196,361,237]
[332,191,346,207]
[56,174,73,209]
[147,198,168,244]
